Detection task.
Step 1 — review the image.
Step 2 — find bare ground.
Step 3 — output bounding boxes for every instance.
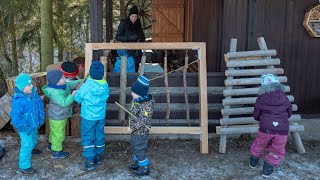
[0,129,319,180]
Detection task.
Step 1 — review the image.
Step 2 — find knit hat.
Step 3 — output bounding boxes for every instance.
[260,73,279,85]
[131,74,150,97]
[129,5,139,16]
[47,70,63,85]
[15,73,32,91]
[90,60,104,80]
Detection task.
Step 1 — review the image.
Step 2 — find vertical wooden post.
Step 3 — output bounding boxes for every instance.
[291,131,306,154]
[257,37,274,69]
[85,43,93,76]
[219,38,237,154]
[164,50,170,126]
[183,50,190,126]
[118,54,127,125]
[139,51,146,75]
[100,56,108,79]
[199,43,208,154]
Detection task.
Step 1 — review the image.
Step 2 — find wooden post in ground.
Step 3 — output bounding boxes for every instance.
[164,50,170,126]
[118,54,127,125]
[219,38,237,154]
[183,50,190,126]
[139,51,146,75]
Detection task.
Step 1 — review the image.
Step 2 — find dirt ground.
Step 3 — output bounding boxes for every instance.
[0,128,319,180]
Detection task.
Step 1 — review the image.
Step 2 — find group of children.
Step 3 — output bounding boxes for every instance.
[10,59,291,178]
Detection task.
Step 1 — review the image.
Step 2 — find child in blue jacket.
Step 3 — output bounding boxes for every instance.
[10,74,45,174]
[75,60,110,171]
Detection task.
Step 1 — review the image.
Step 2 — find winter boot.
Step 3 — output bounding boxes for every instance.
[51,151,69,160]
[133,165,150,176]
[85,159,95,171]
[94,156,102,165]
[128,160,139,170]
[31,148,42,155]
[249,155,259,168]
[262,161,274,178]
[16,167,34,174]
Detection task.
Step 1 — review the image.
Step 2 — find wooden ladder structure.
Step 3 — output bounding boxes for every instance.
[217,37,306,154]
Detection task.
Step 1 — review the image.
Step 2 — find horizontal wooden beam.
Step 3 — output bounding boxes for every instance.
[88,42,206,50]
[223,86,290,96]
[226,49,277,59]
[224,76,287,86]
[220,114,301,125]
[109,86,224,96]
[216,124,304,135]
[221,104,298,116]
[222,95,294,105]
[108,103,223,112]
[226,58,280,68]
[104,126,202,134]
[225,68,284,77]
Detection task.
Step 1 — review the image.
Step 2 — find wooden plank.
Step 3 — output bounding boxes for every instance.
[89,42,206,50]
[226,49,277,59]
[223,86,290,96]
[104,126,201,134]
[220,114,301,125]
[216,124,304,135]
[0,93,12,130]
[225,68,284,77]
[224,76,287,86]
[226,58,280,68]
[199,43,208,154]
[118,55,127,124]
[222,95,294,105]
[221,104,298,116]
[106,119,220,126]
[291,131,306,154]
[85,43,93,75]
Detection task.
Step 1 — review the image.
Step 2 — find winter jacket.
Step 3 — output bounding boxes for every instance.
[10,87,45,134]
[74,77,109,120]
[42,80,81,120]
[253,83,292,135]
[129,95,155,135]
[115,18,145,43]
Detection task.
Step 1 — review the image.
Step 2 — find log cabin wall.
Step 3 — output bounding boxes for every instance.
[192,0,320,114]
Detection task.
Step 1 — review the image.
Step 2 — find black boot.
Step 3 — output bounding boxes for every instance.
[133,165,150,176]
[128,161,139,170]
[262,161,274,178]
[16,167,34,174]
[249,155,259,168]
[31,148,42,155]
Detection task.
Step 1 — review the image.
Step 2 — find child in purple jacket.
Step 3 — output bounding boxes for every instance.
[249,74,292,178]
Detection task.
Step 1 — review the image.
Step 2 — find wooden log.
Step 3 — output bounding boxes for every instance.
[139,51,146,75]
[257,37,274,69]
[226,49,277,59]
[224,76,287,86]
[226,58,280,68]
[220,114,301,125]
[104,126,202,135]
[223,86,290,96]
[0,93,12,130]
[221,104,298,116]
[291,131,306,154]
[164,50,170,126]
[216,124,304,135]
[222,95,294,105]
[118,55,128,125]
[183,51,190,126]
[225,68,284,77]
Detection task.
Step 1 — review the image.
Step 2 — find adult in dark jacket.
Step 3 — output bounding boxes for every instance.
[249,74,292,178]
[115,5,146,72]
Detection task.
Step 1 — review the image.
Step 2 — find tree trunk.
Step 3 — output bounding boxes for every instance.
[57,0,64,62]
[105,0,113,42]
[9,15,18,75]
[40,0,54,71]
[120,0,126,20]
[28,42,33,73]
[90,0,103,59]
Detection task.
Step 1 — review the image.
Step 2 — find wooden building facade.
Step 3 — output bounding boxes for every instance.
[151,0,320,114]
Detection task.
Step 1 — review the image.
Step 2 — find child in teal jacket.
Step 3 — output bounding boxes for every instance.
[75,60,110,171]
[10,74,45,174]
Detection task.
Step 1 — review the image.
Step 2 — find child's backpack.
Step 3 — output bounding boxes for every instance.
[0,145,5,160]
[113,50,135,73]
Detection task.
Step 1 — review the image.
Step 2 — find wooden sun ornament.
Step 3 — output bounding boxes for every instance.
[303,4,320,37]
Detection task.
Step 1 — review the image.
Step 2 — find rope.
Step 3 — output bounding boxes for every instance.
[109,59,199,95]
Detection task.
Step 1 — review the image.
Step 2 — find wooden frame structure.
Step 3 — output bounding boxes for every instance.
[217,37,305,154]
[85,42,209,154]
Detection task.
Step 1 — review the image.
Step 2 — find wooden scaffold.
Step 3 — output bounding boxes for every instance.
[217,37,306,154]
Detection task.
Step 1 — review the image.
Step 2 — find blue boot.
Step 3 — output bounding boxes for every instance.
[262,161,274,178]
[94,156,102,165]
[16,167,34,174]
[85,159,95,171]
[128,160,139,170]
[133,165,150,176]
[249,155,259,169]
[51,151,69,160]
